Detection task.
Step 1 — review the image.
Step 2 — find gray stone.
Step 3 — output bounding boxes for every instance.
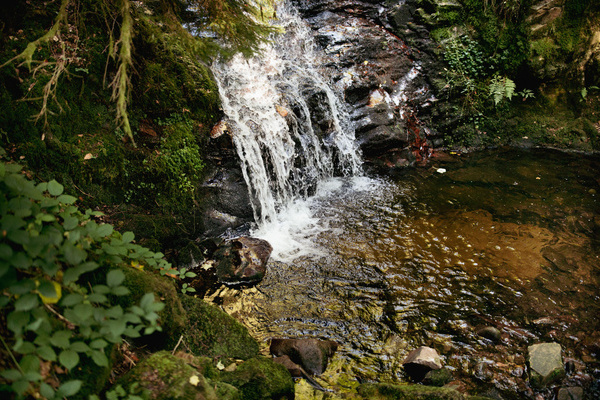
[557,387,583,400]
[423,368,453,387]
[527,342,565,388]
[402,346,443,382]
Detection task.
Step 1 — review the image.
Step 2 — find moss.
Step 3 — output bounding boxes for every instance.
[116,351,218,400]
[357,383,465,400]
[178,294,260,360]
[116,267,187,350]
[220,356,294,400]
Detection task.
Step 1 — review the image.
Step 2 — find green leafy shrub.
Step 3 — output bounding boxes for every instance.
[0,160,187,398]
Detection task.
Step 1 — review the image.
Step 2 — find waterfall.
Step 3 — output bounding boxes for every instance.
[213,2,363,260]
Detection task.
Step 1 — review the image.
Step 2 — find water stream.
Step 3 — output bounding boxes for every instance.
[210,2,600,398]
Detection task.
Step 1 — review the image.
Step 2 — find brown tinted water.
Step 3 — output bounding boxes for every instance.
[206,148,600,398]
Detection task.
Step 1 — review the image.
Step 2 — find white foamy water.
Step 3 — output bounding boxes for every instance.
[212,2,364,260]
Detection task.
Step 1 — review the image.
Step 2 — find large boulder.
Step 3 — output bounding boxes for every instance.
[402,346,443,382]
[527,342,566,388]
[270,338,338,376]
[214,237,273,285]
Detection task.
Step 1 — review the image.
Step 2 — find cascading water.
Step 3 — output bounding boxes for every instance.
[212,2,363,260]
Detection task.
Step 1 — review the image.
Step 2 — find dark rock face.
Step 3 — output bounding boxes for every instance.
[199,129,254,238]
[270,338,339,376]
[214,236,273,285]
[291,0,443,168]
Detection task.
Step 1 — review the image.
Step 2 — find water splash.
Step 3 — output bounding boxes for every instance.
[213,2,362,260]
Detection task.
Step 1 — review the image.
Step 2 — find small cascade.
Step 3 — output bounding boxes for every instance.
[213,2,363,259]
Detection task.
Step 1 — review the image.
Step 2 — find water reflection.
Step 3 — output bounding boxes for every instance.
[206,148,600,397]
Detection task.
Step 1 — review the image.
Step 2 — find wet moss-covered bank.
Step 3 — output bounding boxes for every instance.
[0,0,225,257]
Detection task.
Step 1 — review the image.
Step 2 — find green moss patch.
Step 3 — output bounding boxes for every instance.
[178,295,260,360]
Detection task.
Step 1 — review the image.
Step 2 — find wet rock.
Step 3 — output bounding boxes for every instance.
[527,342,565,388]
[423,368,453,387]
[477,326,502,343]
[270,338,338,376]
[557,386,583,400]
[402,346,443,382]
[214,236,272,285]
[273,355,304,377]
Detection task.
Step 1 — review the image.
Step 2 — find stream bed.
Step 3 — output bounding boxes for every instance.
[206,148,600,398]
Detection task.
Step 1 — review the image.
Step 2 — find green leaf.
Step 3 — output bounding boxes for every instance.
[9,279,36,295]
[47,180,64,196]
[92,285,110,294]
[23,371,42,382]
[106,269,125,287]
[105,305,124,319]
[19,354,40,373]
[89,339,108,350]
[72,303,94,322]
[14,293,39,311]
[69,341,90,353]
[37,280,58,298]
[7,311,30,334]
[12,379,30,395]
[1,369,22,381]
[50,330,72,349]
[111,286,130,296]
[63,243,87,265]
[63,215,79,230]
[87,293,108,303]
[37,345,57,362]
[91,350,109,367]
[61,293,84,307]
[40,382,55,399]
[59,349,80,370]
[0,243,13,260]
[56,380,82,397]
[57,194,77,204]
[14,339,36,354]
[140,293,155,311]
[97,224,114,238]
[122,231,135,243]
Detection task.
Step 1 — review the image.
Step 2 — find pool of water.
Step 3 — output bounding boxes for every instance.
[206,148,600,398]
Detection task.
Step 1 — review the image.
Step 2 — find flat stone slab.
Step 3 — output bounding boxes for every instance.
[528,342,565,388]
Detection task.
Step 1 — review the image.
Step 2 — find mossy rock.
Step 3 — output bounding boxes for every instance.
[220,356,294,400]
[116,351,239,400]
[178,294,259,360]
[357,383,465,400]
[116,267,187,350]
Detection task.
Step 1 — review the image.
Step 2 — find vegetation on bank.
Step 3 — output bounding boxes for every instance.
[0,0,276,255]
[413,0,600,149]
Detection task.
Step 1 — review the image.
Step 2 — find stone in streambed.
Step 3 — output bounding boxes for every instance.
[270,338,338,376]
[477,326,502,343]
[214,236,272,285]
[402,346,443,382]
[557,387,583,400]
[527,342,565,388]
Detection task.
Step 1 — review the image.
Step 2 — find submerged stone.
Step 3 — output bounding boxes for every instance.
[477,326,502,343]
[527,342,565,388]
[402,346,443,382]
[557,386,583,400]
[270,338,338,376]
